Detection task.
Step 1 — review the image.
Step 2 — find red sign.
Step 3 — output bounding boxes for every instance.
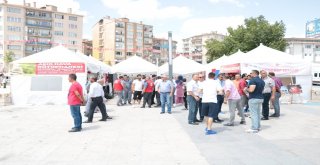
[36,62,85,75]
[221,63,241,73]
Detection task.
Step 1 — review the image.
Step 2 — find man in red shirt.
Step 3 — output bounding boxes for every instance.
[68,74,84,132]
[141,76,154,108]
[114,76,124,106]
[239,73,248,113]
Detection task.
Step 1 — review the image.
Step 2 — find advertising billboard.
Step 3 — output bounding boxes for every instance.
[306,19,320,38]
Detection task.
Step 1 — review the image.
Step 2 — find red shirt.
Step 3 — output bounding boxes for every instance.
[145,80,154,93]
[68,82,83,105]
[114,79,123,91]
[238,79,247,96]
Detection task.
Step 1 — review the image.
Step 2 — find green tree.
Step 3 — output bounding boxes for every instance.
[3,51,14,72]
[206,15,286,62]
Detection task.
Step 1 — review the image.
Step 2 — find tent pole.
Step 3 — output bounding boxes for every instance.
[168,31,173,80]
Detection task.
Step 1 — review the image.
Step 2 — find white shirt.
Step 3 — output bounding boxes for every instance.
[199,79,222,103]
[132,79,143,91]
[198,81,204,98]
[154,79,162,90]
[88,82,104,98]
[187,80,199,96]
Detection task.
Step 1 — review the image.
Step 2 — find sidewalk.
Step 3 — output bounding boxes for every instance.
[0,100,319,165]
[0,101,208,165]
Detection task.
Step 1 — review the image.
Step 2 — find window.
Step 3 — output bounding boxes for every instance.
[126,52,133,56]
[69,40,77,45]
[0,35,3,40]
[54,22,63,28]
[7,26,21,32]
[7,16,22,23]
[315,73,318,78]
[137,32,143,37]
[54,31,63,36]
[137,25,143,30]
[115,43,124,49]
[39,29,50,37]
[69,16,77,21]
[7,45,21,50]
[115,51,122,56]
[7,7,21,13]
[69,24,77,29]
[305,45,311,49]
[55,14,64,19]
[68,32,77,38]
[7,35,22,41]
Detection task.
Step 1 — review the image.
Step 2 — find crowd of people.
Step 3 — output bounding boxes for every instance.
[66,70,283,135]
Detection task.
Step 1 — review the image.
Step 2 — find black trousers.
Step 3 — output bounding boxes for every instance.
[88,96,107,121]
[151,90,156,105]
[142,92,153,107]
[156,92,161,106]
[184,91,188,109]
[198,98,203,120]
[215,95,224,119]
[262,93,271,118]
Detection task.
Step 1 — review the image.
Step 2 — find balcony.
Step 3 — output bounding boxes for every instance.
[26,41,52,46]
[26,23,52,28]
[27,32,51,38]
[26,14,52,20]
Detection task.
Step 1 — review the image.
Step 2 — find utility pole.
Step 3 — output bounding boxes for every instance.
[168,31,173,80]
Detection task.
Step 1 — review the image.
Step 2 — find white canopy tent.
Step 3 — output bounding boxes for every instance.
[76,51,112,74]
[112,56,158,74]
[220,44,312,100]
[158,55,205,75]
[10,45,87,105]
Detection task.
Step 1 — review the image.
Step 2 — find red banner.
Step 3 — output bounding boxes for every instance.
[36,62,85,75]
[220,63,241,73]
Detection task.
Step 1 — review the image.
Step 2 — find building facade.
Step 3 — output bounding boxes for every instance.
[92,16,153,65]
[182,32,225,64]
[152,37,177,66]
[0,1,83,60]
[285,38,320,62]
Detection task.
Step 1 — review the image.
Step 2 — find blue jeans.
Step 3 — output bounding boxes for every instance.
[187,95,198,123]
[70,105,82,129]
[160,92,171,113]
[123,90,132,104]
[273,92,281,116]
[248,99,263,130]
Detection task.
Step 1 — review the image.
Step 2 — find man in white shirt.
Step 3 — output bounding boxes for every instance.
[154,76,162,107]
[199,72,223,135]
[84,77,110,123]
[132,74,144,105]
[187,74,200,125]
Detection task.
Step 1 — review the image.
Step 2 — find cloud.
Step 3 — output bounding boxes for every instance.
[180,16,245,37]
[209,0,245,8]
[101,0,191,20]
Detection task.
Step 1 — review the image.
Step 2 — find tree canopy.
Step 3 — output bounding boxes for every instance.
[205,15,286,62]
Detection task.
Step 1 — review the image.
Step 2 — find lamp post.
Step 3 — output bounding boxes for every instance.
[168,31,173,80]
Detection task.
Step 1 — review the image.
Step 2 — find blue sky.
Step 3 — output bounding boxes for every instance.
[12,0,320,50]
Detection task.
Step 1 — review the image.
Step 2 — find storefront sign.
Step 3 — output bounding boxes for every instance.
[220,63,241,73]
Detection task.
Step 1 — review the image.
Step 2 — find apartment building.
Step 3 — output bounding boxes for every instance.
[152,37,177,66]
[92,16,153,65]
[0,1,83,60]
[182,32,225,64]
[285,38,320,62]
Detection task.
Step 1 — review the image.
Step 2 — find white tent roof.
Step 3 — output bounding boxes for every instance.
[221,50,246,66]
[206,55,229,70]
[76,52,112,73]
[112,56,158,74]
[159,55,205,75]
[12,45,87,64]
[244,44,308,63]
